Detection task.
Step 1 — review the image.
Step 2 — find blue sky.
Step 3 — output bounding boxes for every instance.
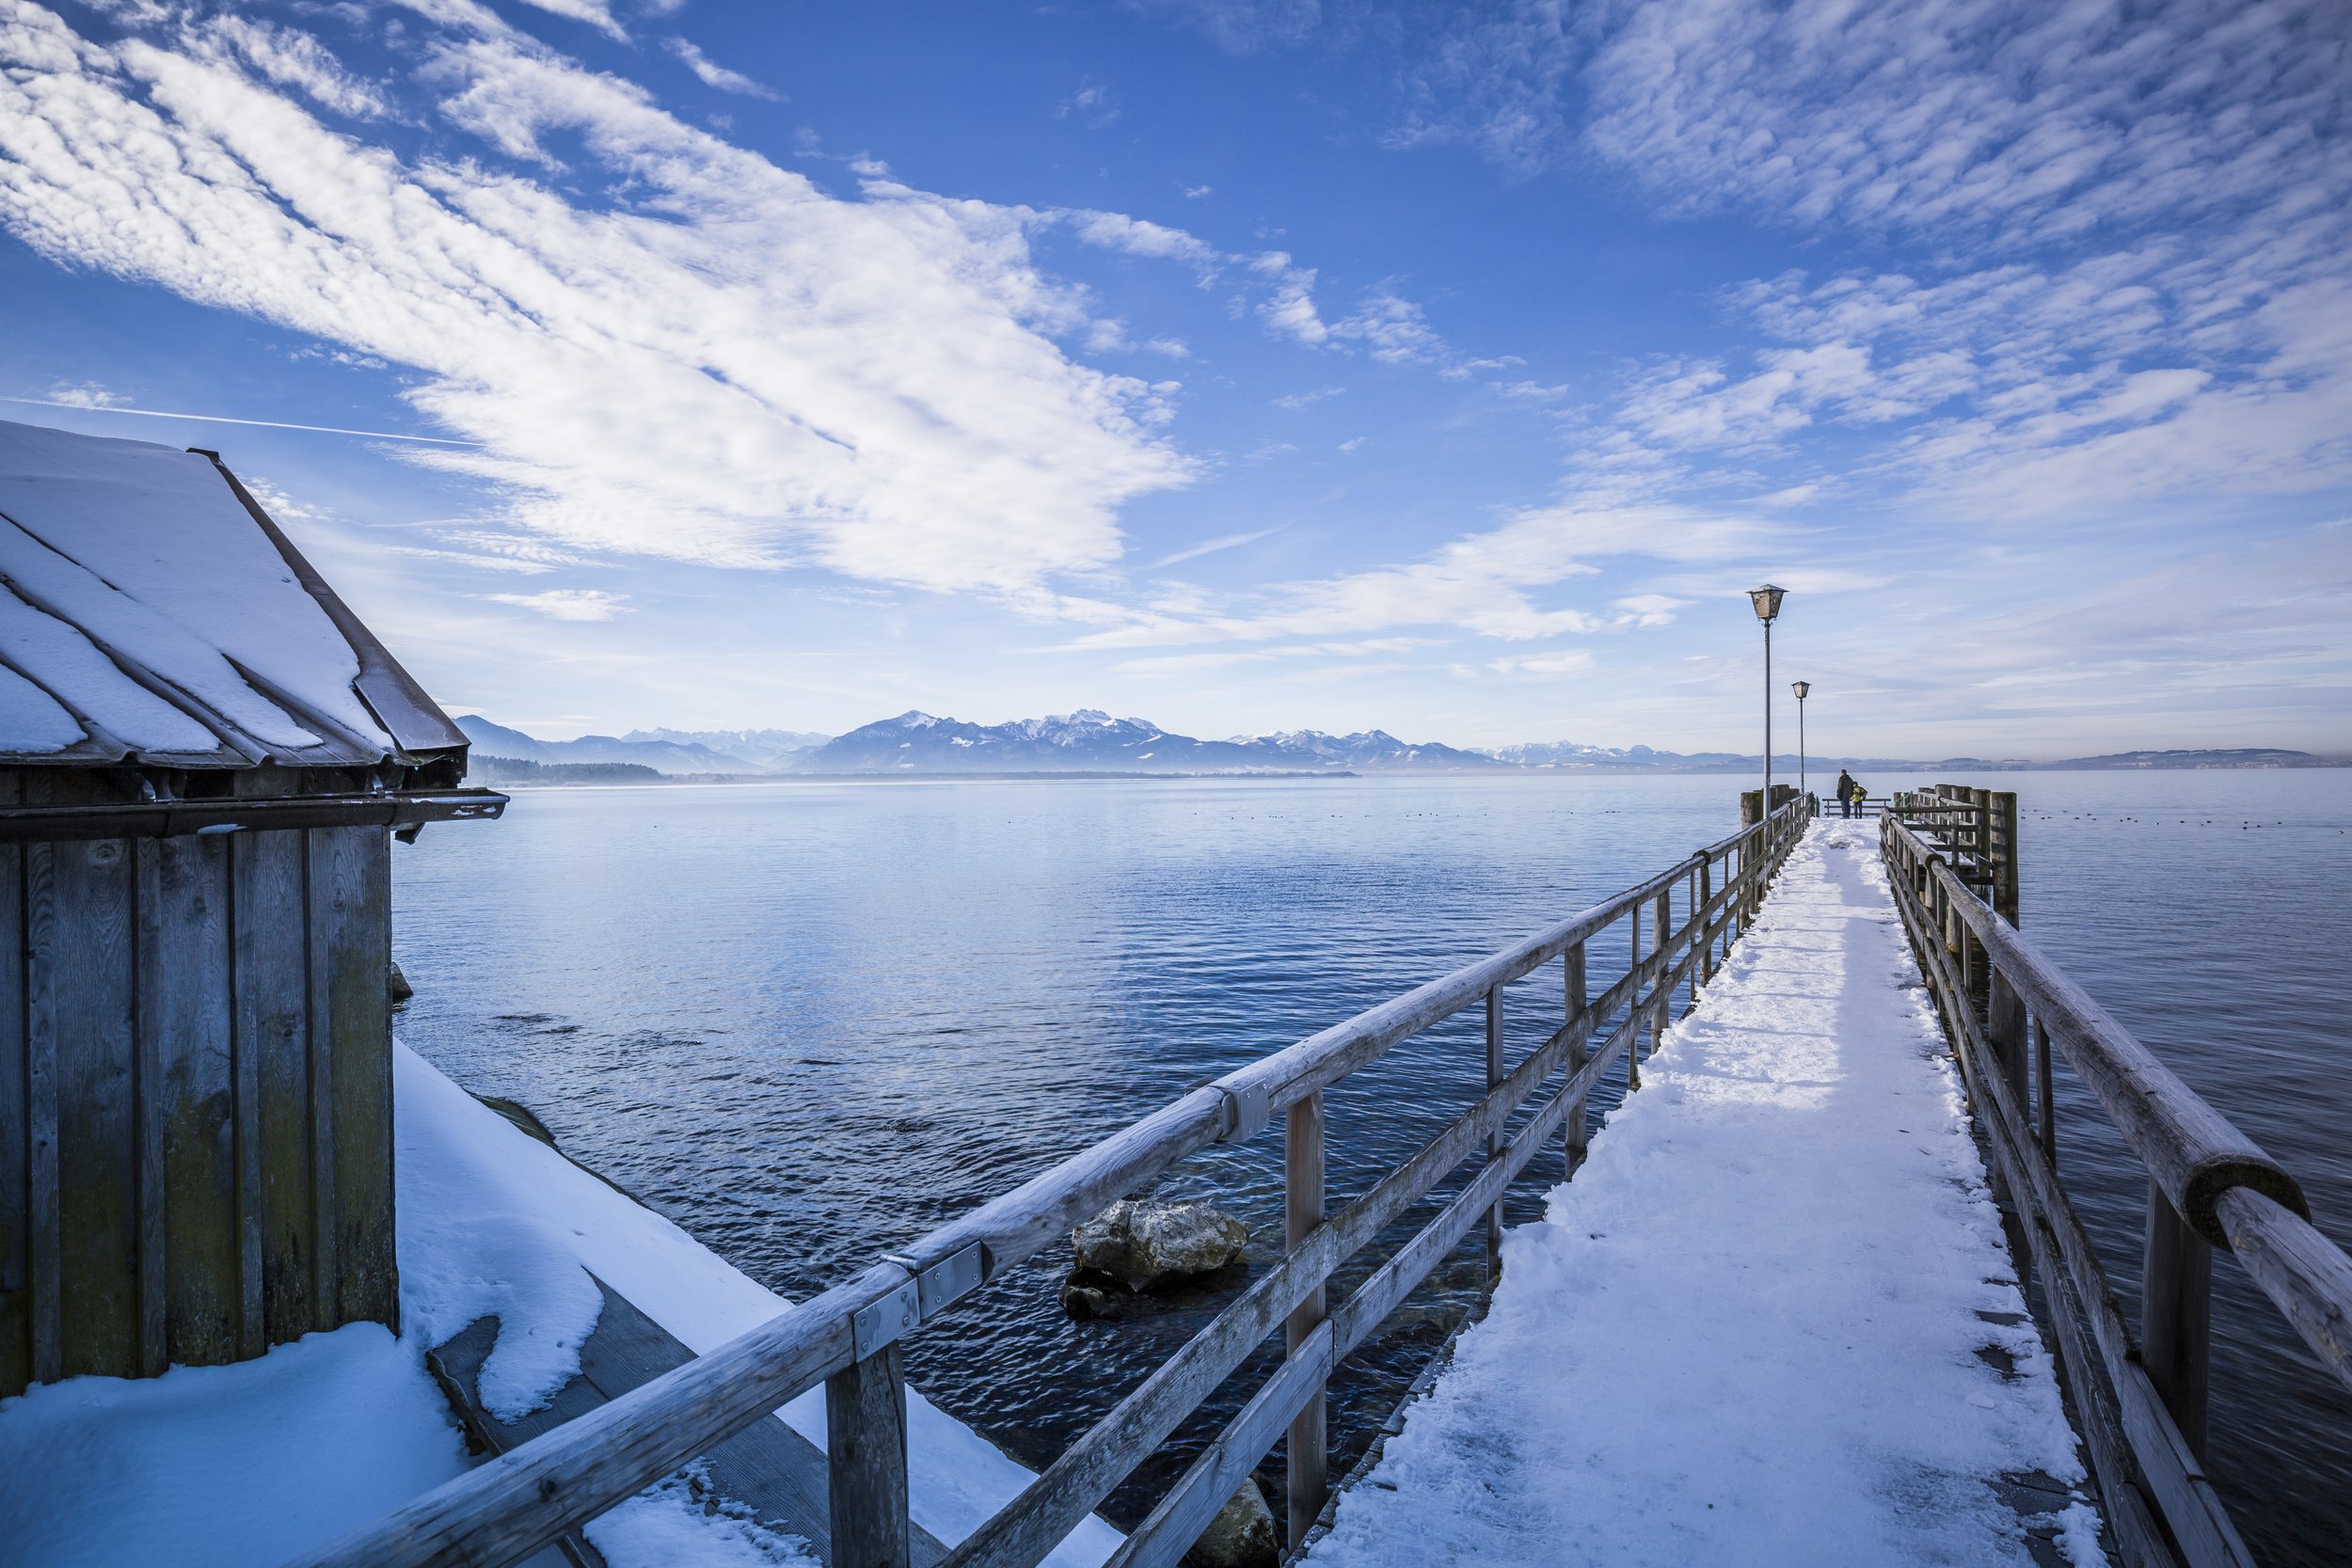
[1,0,2346,757]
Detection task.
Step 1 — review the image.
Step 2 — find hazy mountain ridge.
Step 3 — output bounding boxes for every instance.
[621,726,831,768]
[455,716,762,774]
[457,713,2345,779]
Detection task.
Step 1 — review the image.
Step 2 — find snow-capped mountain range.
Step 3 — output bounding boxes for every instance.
[453,713,2343,778]
[797,709,1502,773]
[458,709,1502,774]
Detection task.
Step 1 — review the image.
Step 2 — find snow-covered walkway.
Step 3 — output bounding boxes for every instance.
[1308,823,2103,1568]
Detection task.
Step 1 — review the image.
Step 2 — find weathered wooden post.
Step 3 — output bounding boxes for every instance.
[1986,960,2032,1286]
[828,1340,914,1568]
[1626,907,1643,1094]
[1564,943,1588,1178]
[1485,987,1504,1280]
[2143,1186,2213,1457]
[1991,791,2020,925]
[1653,890,1672,1038]
[1698,856,1715,986]
[2035,1017,2057,1166]
[1285,1090,1327,1545]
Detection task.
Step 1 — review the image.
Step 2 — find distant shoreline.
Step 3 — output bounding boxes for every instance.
[470,758,2349,789]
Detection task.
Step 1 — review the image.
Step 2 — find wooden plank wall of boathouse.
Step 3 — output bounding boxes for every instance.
[0,766,396,1398]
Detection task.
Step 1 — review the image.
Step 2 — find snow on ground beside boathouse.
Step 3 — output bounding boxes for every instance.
[1307,824,2106,1568]
[0,1042,1121,1568]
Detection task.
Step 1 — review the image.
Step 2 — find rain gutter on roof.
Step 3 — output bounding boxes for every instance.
[0,788,508,843]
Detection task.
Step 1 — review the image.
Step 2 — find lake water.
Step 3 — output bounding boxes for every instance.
[390,769,2351,1560]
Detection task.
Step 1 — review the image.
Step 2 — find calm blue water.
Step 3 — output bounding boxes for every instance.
[391,770,2351,1557]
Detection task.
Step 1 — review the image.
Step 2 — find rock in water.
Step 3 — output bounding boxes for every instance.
[1072,1198,1248,1291]
[1183,1478,1279,1568]
[1058,1274,1145,1321]
[388,959,414,1006]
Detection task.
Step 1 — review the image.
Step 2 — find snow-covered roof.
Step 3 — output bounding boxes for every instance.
[0,419,467,769]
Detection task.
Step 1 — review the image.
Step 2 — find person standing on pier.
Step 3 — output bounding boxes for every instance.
[1836,768,1860,818]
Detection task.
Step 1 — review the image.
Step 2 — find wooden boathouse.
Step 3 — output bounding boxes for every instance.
[0,418,503,1397]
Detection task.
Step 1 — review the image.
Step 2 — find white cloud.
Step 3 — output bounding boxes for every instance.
[512,0,628,43]
[1112,636,1441,677]
[1330,288,1447,365]
[1062,208,1224,272]
[1613,593,1689,626]
[1150,527,1280,569]
[1439,355,1526,382]
[1054,216,1491,376]
[1488,648,1597,678]
[664,38,780,101]
[1253,252,1328,345]
[1067,500,1786,650]
[1133,0,1325,55]
[485,588,632,620]
[1274,384,1344,410]
[188,14,390,118]
[0,3,1192,594]
[1057,80,1120,129]
[1581,0,2351,249]
[1620,259,2352,511]
[1383,0,2352,520]
[40,381,120,409]
[239,476,321,523]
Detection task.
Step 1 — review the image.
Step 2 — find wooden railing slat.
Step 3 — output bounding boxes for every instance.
[1102,1321,1336,1568]
[1282,1090,1326,1547]
[1883,817,2304,1242]
[2215,1187,2352,1398]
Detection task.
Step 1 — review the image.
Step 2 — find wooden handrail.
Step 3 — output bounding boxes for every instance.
[1882,817,2305,1240]
[294,802,1809,1568]
[2215,1187,2352,1395]
[1878,806,2352,1568]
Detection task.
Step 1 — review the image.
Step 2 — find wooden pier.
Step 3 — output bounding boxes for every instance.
[284,792,2351,1568]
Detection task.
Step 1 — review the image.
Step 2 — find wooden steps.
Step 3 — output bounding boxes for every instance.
[427,1275,947,1567]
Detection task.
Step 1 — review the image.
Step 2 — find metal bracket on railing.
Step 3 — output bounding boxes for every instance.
[855,1241,989,1358]
[1214,1081,1271,1144]
[852,1272,921,1359]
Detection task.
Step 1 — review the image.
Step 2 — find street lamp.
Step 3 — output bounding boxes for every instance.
[1749,585,1787,816]
[1791,680,1811,811]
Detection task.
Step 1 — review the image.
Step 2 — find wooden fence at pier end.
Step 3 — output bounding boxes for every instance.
[292,803,1811,1568]
[1882,800,2352,1568]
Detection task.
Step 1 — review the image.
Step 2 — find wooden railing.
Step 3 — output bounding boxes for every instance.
[1889,784,2018,919]
[1881,810,2352,1568]
[294,801,1811,1568]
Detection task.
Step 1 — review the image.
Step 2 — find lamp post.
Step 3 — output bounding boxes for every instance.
[1748,585,1787,816]
[1791,680,1811,813]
